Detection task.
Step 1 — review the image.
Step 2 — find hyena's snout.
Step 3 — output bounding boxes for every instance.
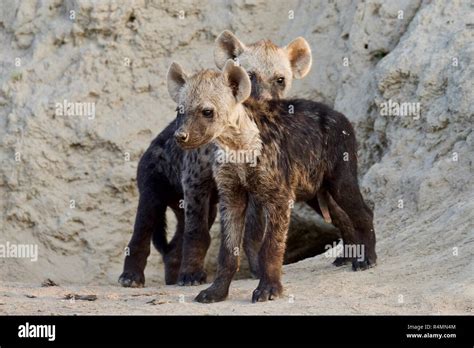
[174,130,189,144]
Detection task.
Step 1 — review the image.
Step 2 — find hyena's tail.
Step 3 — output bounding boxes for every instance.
[151,203,169,255]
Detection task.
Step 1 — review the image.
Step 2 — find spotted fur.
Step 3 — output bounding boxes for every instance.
[167,62,377,303]
[118,32,313,287]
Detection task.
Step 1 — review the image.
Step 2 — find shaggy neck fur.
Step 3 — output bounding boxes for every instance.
[215,103,262,155]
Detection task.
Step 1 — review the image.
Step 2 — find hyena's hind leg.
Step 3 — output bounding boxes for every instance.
[119,190,167,288]
[306,193,351,267]
[326,177,377,270]
[320,192,360,269]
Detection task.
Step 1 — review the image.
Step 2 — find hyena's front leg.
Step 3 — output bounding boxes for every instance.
[119,190,166,288]
[195,187,247,303]
[178,150,215,286]
[252,199,291,303]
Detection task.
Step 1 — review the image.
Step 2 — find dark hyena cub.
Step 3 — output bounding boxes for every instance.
[118,31,313,287]
[167,60,377,303]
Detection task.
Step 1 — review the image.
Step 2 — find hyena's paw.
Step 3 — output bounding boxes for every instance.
[332,256,351,267]
[251,281,283,303]
[351,257,376,271]
[177,269,207,286]
[195,285,228,303]
[118,270,145,288]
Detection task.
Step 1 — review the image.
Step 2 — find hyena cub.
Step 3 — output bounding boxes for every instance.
[118,31,313,288]
[167,60,377,303]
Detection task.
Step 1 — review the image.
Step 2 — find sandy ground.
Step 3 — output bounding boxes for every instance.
[1,250,472,315]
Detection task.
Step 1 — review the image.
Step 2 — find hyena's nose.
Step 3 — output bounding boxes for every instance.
[174,131,189,143]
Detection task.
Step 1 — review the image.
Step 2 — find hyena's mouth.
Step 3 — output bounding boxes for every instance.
[176,135,214,150]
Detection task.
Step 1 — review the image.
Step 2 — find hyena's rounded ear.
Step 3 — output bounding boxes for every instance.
[167,62,187,103]
[214,30,247,70]
[285,37,312,79]
[223,59,251,103]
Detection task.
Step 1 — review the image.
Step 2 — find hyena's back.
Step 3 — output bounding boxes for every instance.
[247,98,359,191]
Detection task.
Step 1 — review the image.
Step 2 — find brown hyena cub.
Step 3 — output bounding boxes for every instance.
[119,31,314,288]
[167,60,377,303]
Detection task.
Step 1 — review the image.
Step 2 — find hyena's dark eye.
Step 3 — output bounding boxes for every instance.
[276,77,285,85]
[202,108,214,118]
